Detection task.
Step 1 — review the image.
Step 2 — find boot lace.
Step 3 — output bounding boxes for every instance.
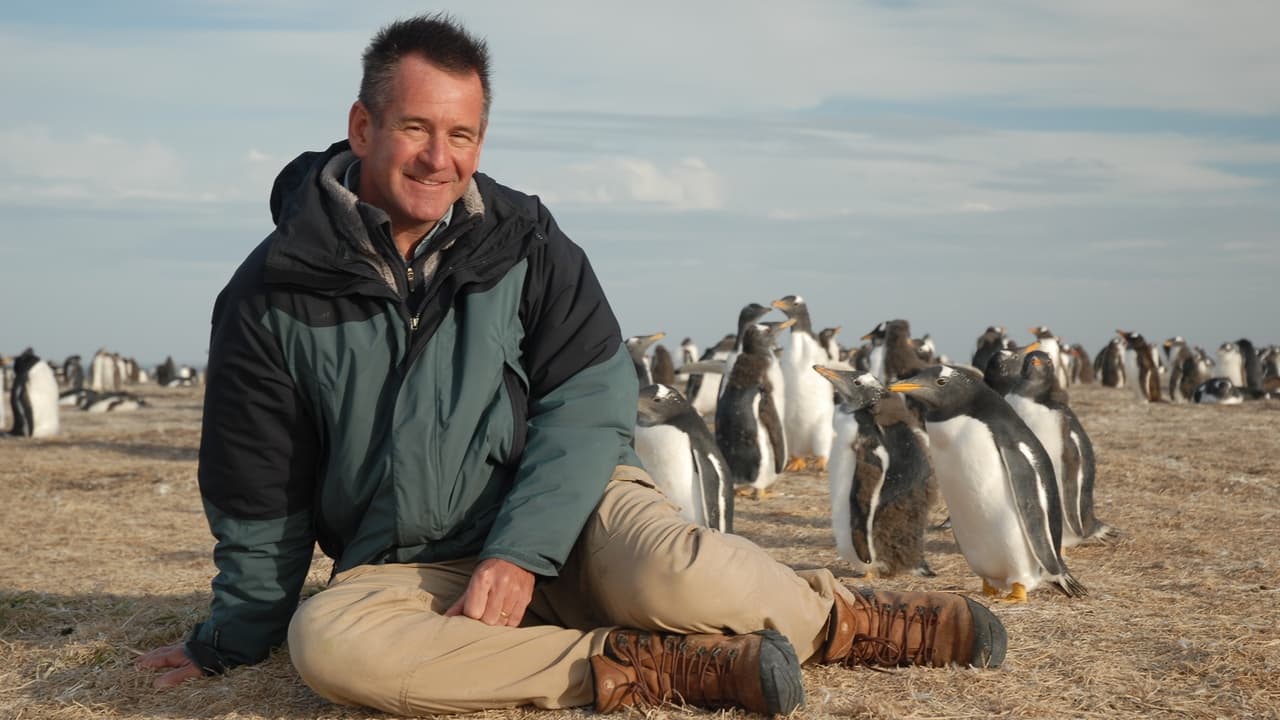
[613,633,742,708]
[848,596,941,666]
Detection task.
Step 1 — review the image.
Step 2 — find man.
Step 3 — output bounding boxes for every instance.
[138,14,1007,716]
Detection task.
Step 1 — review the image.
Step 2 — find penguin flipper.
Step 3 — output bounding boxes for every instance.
[759,388,786,474]
[996,438,1069,578]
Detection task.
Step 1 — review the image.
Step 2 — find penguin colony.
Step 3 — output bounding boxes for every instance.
[627,306,1278,602]
[1,348,202,437]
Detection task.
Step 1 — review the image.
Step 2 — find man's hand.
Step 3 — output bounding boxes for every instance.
[135,643,204,689]
[444,558,535,627]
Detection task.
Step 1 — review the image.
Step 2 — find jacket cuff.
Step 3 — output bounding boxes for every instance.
[185,622,230,675]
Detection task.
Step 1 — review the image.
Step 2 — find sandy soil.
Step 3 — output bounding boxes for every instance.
[1,382,1277,719]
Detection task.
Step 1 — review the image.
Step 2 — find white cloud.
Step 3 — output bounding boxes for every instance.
[528,156,725,210]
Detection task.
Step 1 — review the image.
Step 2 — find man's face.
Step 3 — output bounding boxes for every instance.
[349,54,485,242]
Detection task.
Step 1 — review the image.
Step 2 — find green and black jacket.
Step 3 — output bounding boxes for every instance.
[185,140,639,673]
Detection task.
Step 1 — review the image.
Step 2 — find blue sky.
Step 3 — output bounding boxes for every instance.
[2,1,1277,367]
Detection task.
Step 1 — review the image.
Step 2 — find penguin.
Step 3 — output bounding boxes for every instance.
[1069,344,1094,384]
[9,349,60,438]
[1236,338,1266,399]
[1117,330,1162,402]
[814,366,935,578]
[772,295,835,473]
[1094,336,1127,388]
[1164,337,1194,402]
[635,383,733,532]
[1216,342,1245,388]
[625,332,666,386]
[913,334,939,364]
[982,348,1023,396]
[888,365,1087,601]
[718,303,775,398]
[83,391,147,413]
[883,319,929,383]
[0,355,7,432]
[684,334,734,416]
[862,322,888,383]
[62,355,84,391]
[1004,352,1116,548]
[1029,327,1071,389]
[1176,348,1214,402]
[972,326,1008,374]
[651,344,677,386]
[715,320,793,499]
[1193,377,1243,404]
[817,327,842,362]
[1262,345,1280,380]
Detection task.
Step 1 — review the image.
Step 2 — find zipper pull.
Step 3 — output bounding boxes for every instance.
[411,314,420,331]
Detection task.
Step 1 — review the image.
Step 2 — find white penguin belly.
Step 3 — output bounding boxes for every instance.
[781,336,835,457]
[927,416,1042,593]
[749,393,779,490]
[28,363,61,438]
[634,425,703,525]
[827,413,867,570]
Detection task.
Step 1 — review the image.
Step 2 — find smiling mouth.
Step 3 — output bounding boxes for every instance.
[406,174,450,186]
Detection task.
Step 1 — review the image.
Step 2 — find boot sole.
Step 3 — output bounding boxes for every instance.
[754,629,805,714]
[963,598,1008,668]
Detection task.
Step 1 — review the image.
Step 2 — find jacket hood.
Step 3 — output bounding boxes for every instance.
[262,140,517,298]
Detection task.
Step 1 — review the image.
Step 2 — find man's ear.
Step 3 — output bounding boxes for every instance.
[348,101,372,158]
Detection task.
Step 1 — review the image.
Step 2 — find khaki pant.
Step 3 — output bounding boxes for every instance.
[288,466,853,715]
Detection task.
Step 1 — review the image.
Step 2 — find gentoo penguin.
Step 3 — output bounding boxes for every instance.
[625,332,666,386]
[1216,342,1245,389]
[1176,347,1214,401]
[635,384,733,532]
[913,334,939,364]
[1029,327,1071,389]
[972,326,1008,374]
[982,348,1023,396]
[9,349,60,438]
[0,356,7,431]
[814,366,934,578]
[684,334,734,416]
[716,320,793,499]
[651,344,677,386]
[1069,344,1094,384]
[862,322,888,383]
[889,365,1087,601]
[1094,336,1127,388]
[883,319,929,383]
[1005,352,1116,548]
[83,391,147,413]
[1163,337,1194,402]
[1236,338,1266,399]
[1262,345,1280,380]
[63,355,84,391]
[772,295,835,472]
[1193,377,1243,404]
[1117,330,1162,402]
[88,348,119,393]
[817,327,842,362]
[718,302,775,396]
[674,338,698,394]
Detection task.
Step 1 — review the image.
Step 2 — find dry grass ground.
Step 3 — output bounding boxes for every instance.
[1,383,1278,719]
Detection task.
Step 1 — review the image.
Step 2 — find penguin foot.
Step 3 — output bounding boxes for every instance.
[734,486,757,498]
[981,579,1000,597]
[813,456,828,473]
[1001,584,1028,603]
[911,561,936,578]
[783,456,808,472]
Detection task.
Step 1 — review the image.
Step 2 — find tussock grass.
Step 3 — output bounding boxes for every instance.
[2,384,1277,718]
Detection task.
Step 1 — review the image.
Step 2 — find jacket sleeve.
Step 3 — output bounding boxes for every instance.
[478,213,638,576]
[185,255,319,673]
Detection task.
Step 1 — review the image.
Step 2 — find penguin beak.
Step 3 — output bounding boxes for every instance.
[779,318,796,330]
[887,381,922,393]
[770,299,788,310]
[812,365,840,382]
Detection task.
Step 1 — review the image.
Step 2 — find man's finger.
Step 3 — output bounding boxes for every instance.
[136,644,189,670]
[154,663,204,689]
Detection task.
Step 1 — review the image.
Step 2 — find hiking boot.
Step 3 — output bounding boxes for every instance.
[821,587,1006,668]
[591,628,804,715]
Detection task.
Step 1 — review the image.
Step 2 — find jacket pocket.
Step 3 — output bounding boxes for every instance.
[502,360,529,464]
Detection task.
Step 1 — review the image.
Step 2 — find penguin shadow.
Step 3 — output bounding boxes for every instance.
[3,589,326,718]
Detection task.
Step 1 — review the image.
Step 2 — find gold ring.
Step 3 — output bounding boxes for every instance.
[499,612,510,618]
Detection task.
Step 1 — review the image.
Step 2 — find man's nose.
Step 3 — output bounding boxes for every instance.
[417,135,450,170]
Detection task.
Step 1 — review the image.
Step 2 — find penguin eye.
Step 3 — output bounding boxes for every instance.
[936,377,948,386]
[853,380,862,386]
